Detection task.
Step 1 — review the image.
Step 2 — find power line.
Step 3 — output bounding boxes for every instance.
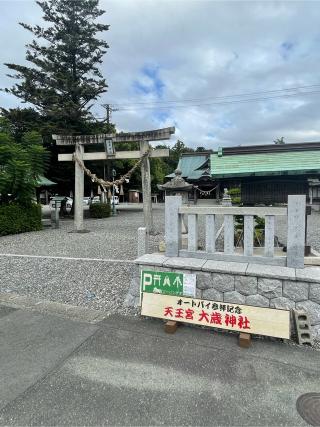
[114,89,320,111]
[109,84,320,107]
[92,86,320,119]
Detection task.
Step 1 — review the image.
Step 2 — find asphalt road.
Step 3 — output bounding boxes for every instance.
[0,304,317,426]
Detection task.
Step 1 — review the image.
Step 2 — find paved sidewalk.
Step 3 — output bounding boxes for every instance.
[0,304,318,426]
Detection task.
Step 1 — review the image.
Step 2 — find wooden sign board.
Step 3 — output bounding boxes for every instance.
[141,293,290,339]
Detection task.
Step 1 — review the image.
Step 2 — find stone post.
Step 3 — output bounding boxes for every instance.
[137,227,149,256]
[215,183,220,201]
[165,195,182,257]
[309,186,313,205]
[287,195,306,269]
[54,202,60,229]
[101,191,106,204]
[51,201,60,229]
[140,141,153,234]
[74,143,84,231]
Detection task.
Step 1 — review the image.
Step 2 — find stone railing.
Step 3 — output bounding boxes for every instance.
[165,195,306,269]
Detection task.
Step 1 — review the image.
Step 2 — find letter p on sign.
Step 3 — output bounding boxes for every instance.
[143,273,153,291]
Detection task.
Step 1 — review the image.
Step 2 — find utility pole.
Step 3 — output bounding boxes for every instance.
[103,104,118,126]
[103,104,118,184]
[106,104,111,125]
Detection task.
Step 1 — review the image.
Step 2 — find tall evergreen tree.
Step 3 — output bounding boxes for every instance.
[274,137,285,145]
[4,0,109,134]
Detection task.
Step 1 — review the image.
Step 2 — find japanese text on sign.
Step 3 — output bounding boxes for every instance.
[141,293,290,339]
[164,305,250,330]
[141,270,196,297]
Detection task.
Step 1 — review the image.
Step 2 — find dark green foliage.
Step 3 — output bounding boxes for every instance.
[150,156,171,193]
[89,202,111,218]
[169,140,194,169]
[228,187,241,205]
[232,196,241,205]
[228,187,241,196]
[274,137,285,145]
[0,129,48,206]
[4,0,109,134]
[255,216,265,230]
[234,215,265,247]
[0,108,43,143]
[0,203,42,236]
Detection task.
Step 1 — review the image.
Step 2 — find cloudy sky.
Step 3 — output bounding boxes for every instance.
[1,0,320,149]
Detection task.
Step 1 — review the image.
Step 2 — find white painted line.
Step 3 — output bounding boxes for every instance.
[0,253,135,264]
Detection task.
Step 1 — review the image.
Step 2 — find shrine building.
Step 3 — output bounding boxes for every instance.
[166,151,217,203]
[169,142,320,207]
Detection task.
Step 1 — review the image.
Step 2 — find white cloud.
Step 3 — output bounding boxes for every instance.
[1,0,320,148]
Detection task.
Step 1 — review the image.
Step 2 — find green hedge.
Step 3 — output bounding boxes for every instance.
[89,202,111,218]
[0,203,42,236]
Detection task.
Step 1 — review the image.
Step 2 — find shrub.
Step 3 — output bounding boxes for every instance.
[232,196,241,205]
[0,203,42,236]
[89,202,111,218]
[228,187,240,196]
[228,187,241,204]
[234,215,265,247]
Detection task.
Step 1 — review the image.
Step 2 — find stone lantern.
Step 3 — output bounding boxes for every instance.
[157,168,193,202]
[158,169,193,250]
[221,188,232,207]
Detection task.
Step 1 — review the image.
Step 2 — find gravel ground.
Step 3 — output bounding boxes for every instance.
[0,205,320,318]
[0,257,137,315]
[0,206,166,316]
[0,205,165,260]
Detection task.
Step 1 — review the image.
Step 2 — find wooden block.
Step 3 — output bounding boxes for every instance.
[239,332,251,348]
[164,320,178,334]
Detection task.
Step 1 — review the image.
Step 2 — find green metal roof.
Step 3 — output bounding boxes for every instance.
[166,155,208,180]
[210,150,320,178]
[36,175,57,187]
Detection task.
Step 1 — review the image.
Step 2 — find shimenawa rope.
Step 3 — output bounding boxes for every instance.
[72,149,150,191]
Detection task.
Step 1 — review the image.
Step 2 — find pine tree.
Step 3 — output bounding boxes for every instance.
[274,137,285,145]
[4,0,109,134]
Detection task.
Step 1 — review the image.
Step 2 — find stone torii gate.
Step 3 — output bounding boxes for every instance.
[53,127,175,233]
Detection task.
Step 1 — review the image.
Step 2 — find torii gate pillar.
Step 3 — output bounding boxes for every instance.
[140,141,153,234]
[74,143,84,231]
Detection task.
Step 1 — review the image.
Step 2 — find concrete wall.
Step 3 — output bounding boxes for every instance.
[128,254,320,341]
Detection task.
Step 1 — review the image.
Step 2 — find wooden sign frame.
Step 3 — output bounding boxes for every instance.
[141,293,290,339]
